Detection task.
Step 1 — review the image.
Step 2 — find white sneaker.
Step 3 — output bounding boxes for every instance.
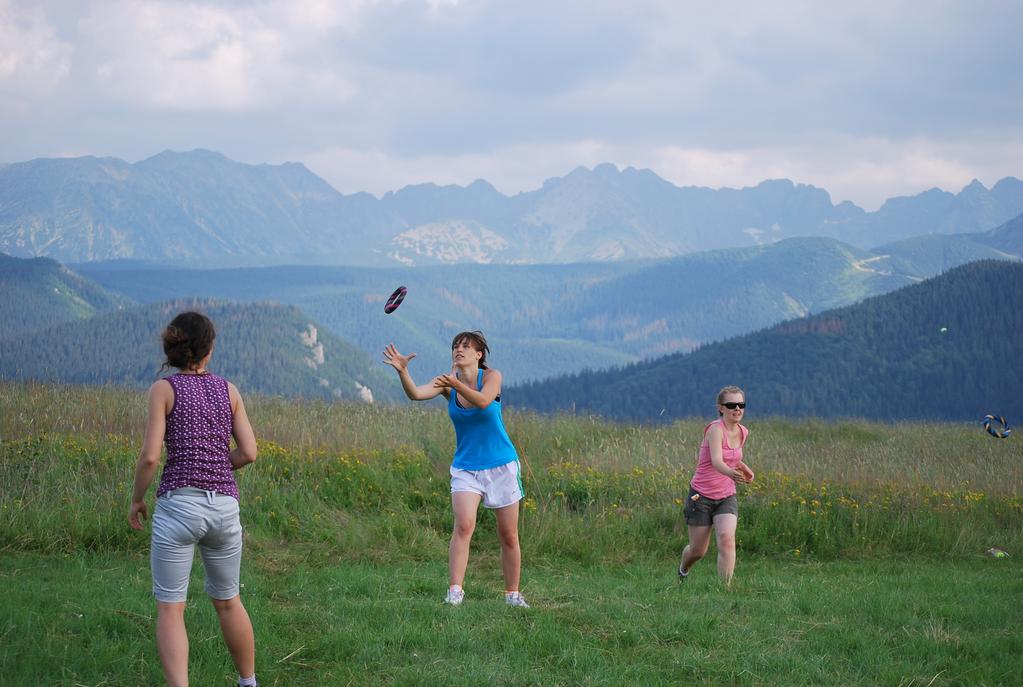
[444,588,464,606]
[505,591,530,608]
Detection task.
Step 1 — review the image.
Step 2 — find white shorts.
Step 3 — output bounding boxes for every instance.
[450,461,524,509]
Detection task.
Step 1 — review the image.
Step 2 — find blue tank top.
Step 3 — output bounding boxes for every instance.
[448,369,519,470]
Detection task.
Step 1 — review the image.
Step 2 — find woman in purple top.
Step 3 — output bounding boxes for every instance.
[129,311,259,687]
[677,386,755,587]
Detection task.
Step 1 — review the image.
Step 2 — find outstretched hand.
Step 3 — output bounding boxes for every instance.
[433,373,460,389]
[382,343,416,373]
[735,464,755,484]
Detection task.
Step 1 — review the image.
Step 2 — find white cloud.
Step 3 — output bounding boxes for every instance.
[78,0,364,110]
[1,0,1019,209]
[650,135,1023,210]
[272,0,372,33]
[425,0,460,13]
[80,2,268,109]
[0,0,72,101]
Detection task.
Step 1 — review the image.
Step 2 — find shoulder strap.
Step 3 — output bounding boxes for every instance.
[737,423,749,447]
[702,418,721,438]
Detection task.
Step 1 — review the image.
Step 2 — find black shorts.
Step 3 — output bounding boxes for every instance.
[683,487,738,526]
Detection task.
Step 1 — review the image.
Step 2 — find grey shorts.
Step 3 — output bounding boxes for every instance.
[683,487,738,526]
[151,487,243,603]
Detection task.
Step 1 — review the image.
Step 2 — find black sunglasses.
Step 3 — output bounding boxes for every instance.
[721,402,746,410]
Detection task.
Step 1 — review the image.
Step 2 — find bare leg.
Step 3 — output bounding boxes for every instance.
[156,601,189,687]
[449,492,482,588]
[713,513,738,586]
[211,595,255,680]
[494,501,521,591]
[680,524,712,574]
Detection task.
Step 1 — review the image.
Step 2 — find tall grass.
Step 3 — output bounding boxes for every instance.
[2,381,1020,561]
[3,381,1019,492]
[3,381,1022,686]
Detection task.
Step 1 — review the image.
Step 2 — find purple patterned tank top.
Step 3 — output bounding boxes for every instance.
[156,373,239,500]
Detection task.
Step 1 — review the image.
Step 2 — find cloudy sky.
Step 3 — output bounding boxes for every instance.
[2,0,1021,209]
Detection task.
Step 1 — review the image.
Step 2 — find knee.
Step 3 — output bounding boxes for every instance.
[453,520,475,539]
[156,600,186,618]
[211,595,242,614]
[688,544,707,560]
[717,534,736,552]
[497,527,519,549]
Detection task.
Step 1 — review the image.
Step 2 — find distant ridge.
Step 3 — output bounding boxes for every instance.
[829,177,1023,247]
[509,260,1023,423]
[72,236,956,379]
[70,233,1021,384]
[2,150,1020,265]
[976,211,1023,256]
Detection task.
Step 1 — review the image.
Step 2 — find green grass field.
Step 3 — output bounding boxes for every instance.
[2,382,1021,685]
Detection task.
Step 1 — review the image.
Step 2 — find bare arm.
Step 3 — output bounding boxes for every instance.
[128,381,172,530]
[435,369,502,408]
[228,382,257,470]
[382,343,446,401]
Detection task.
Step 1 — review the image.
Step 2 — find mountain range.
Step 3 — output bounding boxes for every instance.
[509,260,1023,423]
[67,208,1021,379]
[0,198,1017,389]
[3,149,1022,420]
[3,235,1021,420]
[4,253,1018,422]
[2,149,1021,266]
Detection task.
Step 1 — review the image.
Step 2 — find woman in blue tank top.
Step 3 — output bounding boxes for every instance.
[383,331,529,608]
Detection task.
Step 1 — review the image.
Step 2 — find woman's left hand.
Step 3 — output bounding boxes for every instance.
[433,374,460,390]
[735,464,755,484]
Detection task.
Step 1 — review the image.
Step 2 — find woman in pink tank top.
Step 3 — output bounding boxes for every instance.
[677,386,754,587]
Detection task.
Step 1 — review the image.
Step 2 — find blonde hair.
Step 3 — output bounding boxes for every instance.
[716,386,744,416]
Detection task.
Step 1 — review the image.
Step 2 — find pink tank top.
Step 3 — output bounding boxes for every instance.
[690,418,748,499]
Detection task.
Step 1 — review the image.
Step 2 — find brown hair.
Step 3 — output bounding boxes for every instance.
[716,385,744,416]
[161,311,216,372]
[451,330,490,369]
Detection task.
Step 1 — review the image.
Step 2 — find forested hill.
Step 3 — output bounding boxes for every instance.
[0,252,127,336]
[0,299,402,403]
[508,260,1023,423]
[77,237,918,369]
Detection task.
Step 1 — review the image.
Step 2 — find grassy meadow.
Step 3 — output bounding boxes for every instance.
[1,381,1021,685]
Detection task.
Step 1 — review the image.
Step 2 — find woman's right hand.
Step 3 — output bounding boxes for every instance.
[128,499,148,530]
[382,343,416,373]
[734,464,754,484]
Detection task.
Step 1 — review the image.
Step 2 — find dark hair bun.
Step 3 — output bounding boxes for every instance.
[161,312,216,371]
